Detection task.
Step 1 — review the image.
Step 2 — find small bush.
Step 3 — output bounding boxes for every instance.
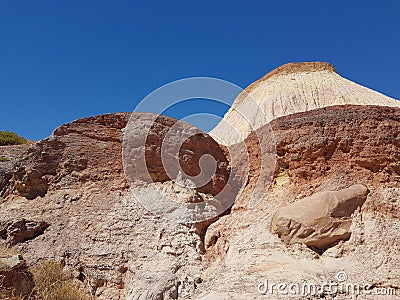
[0,131,27,146]
[31,260,91,300]
[0,156,10,162]
[1,246,91,300]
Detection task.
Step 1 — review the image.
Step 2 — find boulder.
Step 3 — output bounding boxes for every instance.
[0,219,49,246]
[0,252,34,298]
[271,184,369,251]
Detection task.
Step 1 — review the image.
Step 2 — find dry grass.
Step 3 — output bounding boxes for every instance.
[1,249,91,300]
[31,260,91,300]
[0,292,24,300]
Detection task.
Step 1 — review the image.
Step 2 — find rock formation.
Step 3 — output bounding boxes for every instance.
[271,184,369,252]
[0,62,399,299]
[0,219,49,246]
[210,62,400,145]
[0,112,231,299]
[0,144,30,197]
[0,250,34,298]
[199,105,400,299]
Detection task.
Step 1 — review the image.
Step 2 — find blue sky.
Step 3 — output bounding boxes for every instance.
[1,0,399,140]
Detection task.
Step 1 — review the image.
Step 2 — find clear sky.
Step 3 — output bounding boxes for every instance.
[1,0,399,140]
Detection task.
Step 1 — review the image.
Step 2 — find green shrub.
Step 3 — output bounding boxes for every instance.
[0,156,10,162]
[0,131,27,146]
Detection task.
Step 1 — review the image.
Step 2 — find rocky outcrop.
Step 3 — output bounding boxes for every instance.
[123,113,233,226]
[0,63,399,300]
[0,144,30,198]
[198,105,400,299]
[123,114,229,196]
[236,105,400,208]
[0,252,34,298]
[271,184,369,252]
[210,62,400,145]
[0,112,233,299]
[0,219,49,246]
[6,113,131,199]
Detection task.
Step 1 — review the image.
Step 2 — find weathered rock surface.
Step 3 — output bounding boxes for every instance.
[123,113,233,227]
[0,144,30,197]
[237,105,400,208]
[211,62,400,145]
[6,112,131,200]
[0,63,399,300]
[271,184,369,251]
[0,112,231,299]
[0,252,34,298]
[0,219,49,246]
[198,105,400,299]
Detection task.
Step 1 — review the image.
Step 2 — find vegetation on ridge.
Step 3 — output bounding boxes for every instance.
[0,131,28,146]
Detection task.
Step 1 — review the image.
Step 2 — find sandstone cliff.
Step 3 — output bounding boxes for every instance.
[0,63,399,299]
[200,105,400,299]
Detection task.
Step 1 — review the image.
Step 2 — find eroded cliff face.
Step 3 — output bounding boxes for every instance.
[0,112,231,299]
[237,105,400,206]
[200,105,400,299]
[0,63,399,300]
[0,144,30,197]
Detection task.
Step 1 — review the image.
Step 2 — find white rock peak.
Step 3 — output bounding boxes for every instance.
[210,62,400,145]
